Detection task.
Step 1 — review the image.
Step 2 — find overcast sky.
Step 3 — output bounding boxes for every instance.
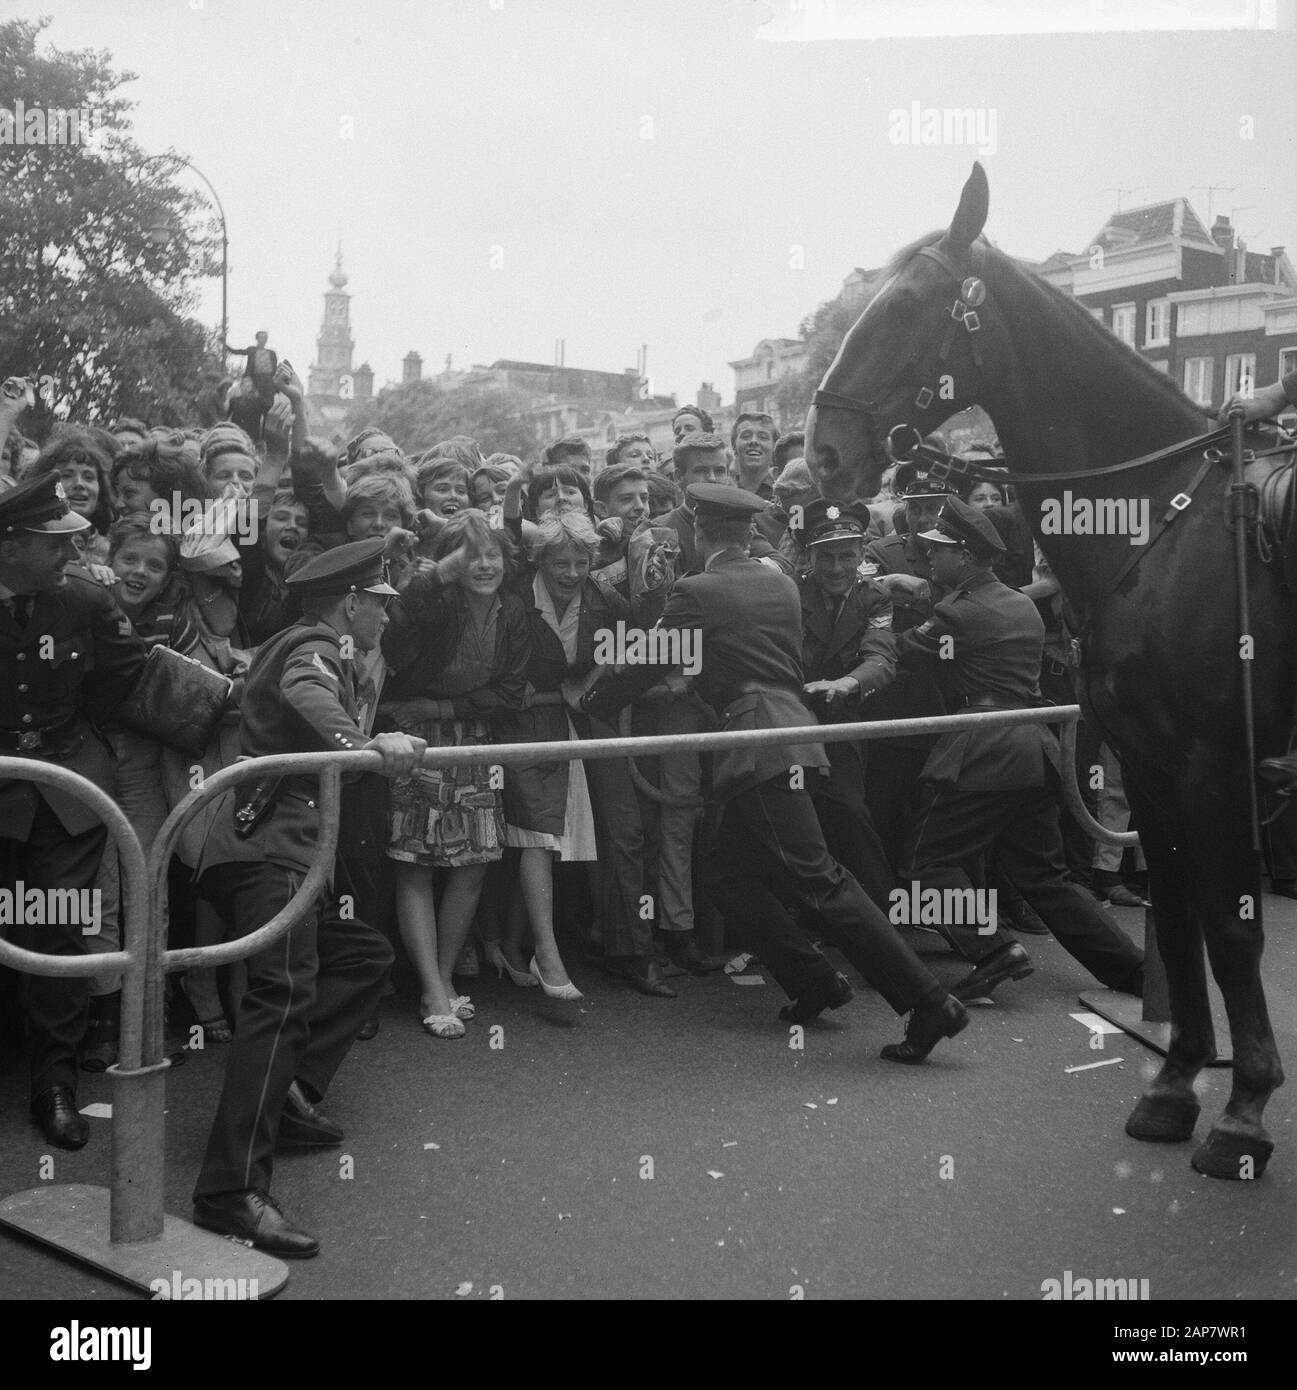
[28,0,1297,402]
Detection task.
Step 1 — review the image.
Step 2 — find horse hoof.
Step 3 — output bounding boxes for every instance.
[1125,1094,1200,1143]
[1190,1129,1274,1180]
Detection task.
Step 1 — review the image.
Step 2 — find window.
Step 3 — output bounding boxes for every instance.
[1279,347,1297,382]
[1149,360,1170,374]
[1225,353,1256,398]
[1111,303,1136,346]
[1183,357,1214,405]
[1145,298,1171,347]
[1088,306,1105,323]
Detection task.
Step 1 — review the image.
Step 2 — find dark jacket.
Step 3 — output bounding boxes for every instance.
[0,568,148,837]
[798,575,898,721]
[897,569,1056,790]
[381,567,529,718]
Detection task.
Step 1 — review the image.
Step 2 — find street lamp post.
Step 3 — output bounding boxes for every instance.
[130,153,229,357]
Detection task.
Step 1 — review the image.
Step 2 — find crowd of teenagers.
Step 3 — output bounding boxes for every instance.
[0,356,1181,1079]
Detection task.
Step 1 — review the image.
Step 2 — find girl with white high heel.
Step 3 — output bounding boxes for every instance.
[380,512,531,1037]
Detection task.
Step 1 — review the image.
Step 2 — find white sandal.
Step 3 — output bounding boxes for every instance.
[448,995,475,1021]
[421,1013,465,1039]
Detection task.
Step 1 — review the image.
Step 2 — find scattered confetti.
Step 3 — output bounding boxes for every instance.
[1064,1057,1124,1073]
[455,1282,473,1296]
[422,1142,440,1150]
[730,975,766,986]
[826,1098,838,1106]
[707,1170,724,1180]
[1112,1208,1126,1216]
[722,1141,738,1148]
[803,1102,818,1110]
[1011,1037,1025,1043]
[79,1103,111,1119]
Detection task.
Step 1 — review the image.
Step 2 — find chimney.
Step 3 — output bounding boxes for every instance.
[402,351,422,385]
[1211,215,1234,252]
[697,381,721,411]
[1272,247,1286,286]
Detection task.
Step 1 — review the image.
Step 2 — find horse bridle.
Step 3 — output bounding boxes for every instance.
[811,243,990,450]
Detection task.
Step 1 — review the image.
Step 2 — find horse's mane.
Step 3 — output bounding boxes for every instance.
[879,230,1205,421]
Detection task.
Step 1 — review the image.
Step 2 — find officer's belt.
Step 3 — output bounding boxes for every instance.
[955,695,1043,712]
[0,717,80,755]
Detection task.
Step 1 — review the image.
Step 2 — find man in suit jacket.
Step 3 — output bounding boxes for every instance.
[795,499,897,910]
[0,473,148,1149]
[899,497,1145,1003]
[192,539,425,1257]
[585,484,969,1063]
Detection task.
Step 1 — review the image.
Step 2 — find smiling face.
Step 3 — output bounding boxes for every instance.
[115,471,158,517]
[810,537,865,597]
[112,536,172,612]
[0,531,82,593]
[604,479,650,527]
[905,494,948,536]
[734,420,776,479]
[460,539,506,598]
[265,500,309,567]
[56,462,100,520]
[539,540,590,609]
[422,473,470,518]
[925,540,966,590]
[207,452,258,501]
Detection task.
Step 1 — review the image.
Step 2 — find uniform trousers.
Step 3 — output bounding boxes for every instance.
[807,741,895,911]
[903,777,1144,988]
[709,775,944,1013]
[193,860,393,1199]
[1,798,102,1095]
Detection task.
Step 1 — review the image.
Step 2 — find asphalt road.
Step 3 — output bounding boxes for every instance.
[2,899,1294,1301]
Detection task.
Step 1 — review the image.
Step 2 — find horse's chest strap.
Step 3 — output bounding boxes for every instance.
[1078,454,1218,643]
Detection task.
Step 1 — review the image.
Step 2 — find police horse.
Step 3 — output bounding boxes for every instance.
[805,163,1291,1178]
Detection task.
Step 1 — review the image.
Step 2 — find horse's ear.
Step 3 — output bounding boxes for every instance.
[946,162,989,252]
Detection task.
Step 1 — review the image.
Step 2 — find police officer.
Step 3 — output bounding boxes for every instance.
[899,497,1145,1002]
[191,538,425,1257]
[0,473,148,1148]
[794,498,897,909]
[585,484,969,1064]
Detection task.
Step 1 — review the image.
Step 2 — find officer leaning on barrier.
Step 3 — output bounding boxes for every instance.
[0,473,149,1150]
[190,538,425,1259]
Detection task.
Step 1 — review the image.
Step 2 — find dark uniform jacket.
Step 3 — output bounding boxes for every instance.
[863,531,933,633]
[659,503,792,578]
[588,550,827,799]
[0,569,147,837]
[897,569,1056,790]
[798,575,897,722]
[198,619,373,875]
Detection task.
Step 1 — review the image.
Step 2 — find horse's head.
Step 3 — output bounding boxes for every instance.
[806,162,995,502]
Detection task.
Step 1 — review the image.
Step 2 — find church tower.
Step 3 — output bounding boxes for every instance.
[308,247,355,398]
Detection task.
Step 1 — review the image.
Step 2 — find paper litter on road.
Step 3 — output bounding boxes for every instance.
[1070,1011,1123,1035]
[721,1141,737,1148]
[454,1282,473,1296]
[79,1103,112,1118]
[803,1102,818,1109]
[423,1142,440,1150]
[1064,1057,1124,1073]
[724,953,755,974]
[707,1170,724,1180]
[730,975,765,985]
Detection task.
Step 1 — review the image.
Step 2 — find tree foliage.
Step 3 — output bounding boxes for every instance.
[776,295,865,426]
[0,18,220,436]
[345,380,540,458]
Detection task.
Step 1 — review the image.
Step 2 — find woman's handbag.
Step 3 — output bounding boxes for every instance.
[114,644,234,757]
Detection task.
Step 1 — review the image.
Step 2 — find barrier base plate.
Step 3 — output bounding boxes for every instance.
[1079,990,1233,1067]
[0,1184,289,1299]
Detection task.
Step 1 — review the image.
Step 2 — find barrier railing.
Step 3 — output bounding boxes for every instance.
[0,702,1134,1294]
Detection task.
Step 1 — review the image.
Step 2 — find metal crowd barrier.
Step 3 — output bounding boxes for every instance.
[0,703,1135,1295]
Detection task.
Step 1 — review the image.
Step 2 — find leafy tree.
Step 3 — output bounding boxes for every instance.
[0,18,220,437]
[776,296,865,427]
[345,379,539,458]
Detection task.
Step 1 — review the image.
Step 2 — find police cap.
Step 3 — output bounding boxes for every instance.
[686,482,769,520]
[286,537,398,600]
[0,473,91,536]
[917,496,1007,557]
[792,497,872,547]
[893,461,959,499]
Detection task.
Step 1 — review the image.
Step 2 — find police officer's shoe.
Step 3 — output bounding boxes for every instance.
[663,932,725,975]
[277,1080,344,1148]
[951,943,1034,1003]
[779,971,853,1025]
[193,1188,320,1258]
[31,1086,89,1150]
[609,957,678,998]
[1259,754,1297,791]
[880,996,970,1064]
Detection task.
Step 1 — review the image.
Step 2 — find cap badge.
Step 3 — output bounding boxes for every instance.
[54,480,69,503]
[826,506,840,520]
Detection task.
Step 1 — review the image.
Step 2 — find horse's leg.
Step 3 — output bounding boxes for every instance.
[1183,773,1285,1179]
[1121,776,1216,1142]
